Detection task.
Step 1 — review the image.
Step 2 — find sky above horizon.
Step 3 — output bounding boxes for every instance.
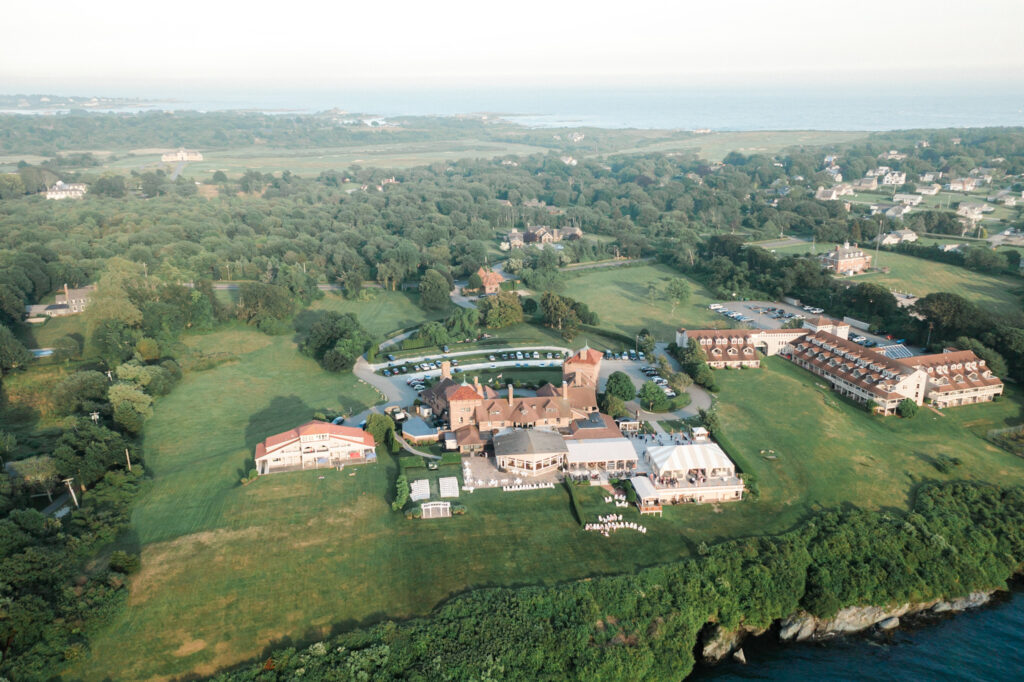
[2,0,1024,94]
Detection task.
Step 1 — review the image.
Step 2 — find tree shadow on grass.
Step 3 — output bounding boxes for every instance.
[244,395,315,453]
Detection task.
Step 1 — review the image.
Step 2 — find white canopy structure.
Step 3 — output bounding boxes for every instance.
[646,443,735,479]
[564,438,638,470]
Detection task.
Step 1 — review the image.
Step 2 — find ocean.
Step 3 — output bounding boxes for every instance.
[693,587,1024,681]
[5,85,1024,131]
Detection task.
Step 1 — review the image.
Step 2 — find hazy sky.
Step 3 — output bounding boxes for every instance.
[2,0,1023,93]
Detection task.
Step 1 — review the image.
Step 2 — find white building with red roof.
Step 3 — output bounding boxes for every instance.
[254,421,376,475]
[897,350,1004,408]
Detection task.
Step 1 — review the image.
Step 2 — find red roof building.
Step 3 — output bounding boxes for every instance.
[254,421,376,475]
[477,267,504,295]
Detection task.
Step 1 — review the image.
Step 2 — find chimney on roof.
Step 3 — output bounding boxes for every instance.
[473,376,482,394]
[507,383,513,406]
[561,380,568,400]
[441,361,451,381]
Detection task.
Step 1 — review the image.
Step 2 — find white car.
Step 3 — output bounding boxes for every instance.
[515,351,524,360]
[708,303,724,310]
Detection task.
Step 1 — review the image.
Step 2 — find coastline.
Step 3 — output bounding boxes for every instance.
[697,580,1022,673]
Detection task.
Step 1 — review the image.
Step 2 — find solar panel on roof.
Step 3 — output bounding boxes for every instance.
[879,344,914,360]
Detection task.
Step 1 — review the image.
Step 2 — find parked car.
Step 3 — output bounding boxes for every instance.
[387,354,396,362]
[442,345,450,353]
[383,369,391,377]
[399,366,408,373]
[533,351,540,359]
[451,359,459,366]
[546,352,553,359]
[516,351,524,360]
[489,355,496,361]
[708,303,724,310]
[852,335,867,344]
[638,351,645,360]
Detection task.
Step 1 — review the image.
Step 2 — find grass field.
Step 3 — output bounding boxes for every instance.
[1,130,870,176]
[770,242,1024,314]
[70,342,1024,679]
[305,289,451,338]
[561,263,722,341]
[603,130,869,163]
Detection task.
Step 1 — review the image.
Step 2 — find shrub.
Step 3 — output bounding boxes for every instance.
[108,551,141,575]
[898,398,918,419]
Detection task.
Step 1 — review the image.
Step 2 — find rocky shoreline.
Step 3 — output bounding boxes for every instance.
[700,590,997,665]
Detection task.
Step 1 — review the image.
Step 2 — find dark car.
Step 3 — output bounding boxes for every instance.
[387,354,396,362]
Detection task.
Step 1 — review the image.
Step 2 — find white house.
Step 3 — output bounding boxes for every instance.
[45,181,87,200]
[255,421,377,475]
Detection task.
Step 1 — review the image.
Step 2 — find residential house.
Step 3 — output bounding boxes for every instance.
[853,177,879,191]
[877,229,919,246]
[892,193,924,206]
[476,267,504,295]
[161,148,203,162]
[821,242,872,275]
[45,180,87,200]
[881,171,907,186]
[506,229,524,248]
[815,186,839,201]
[917,183,942,195]
[880,150,907,161]
[919,172,943,183]
[254,422,376,475]
[947,178,978,192]
[24,283,95,318]
[886,205,913,220]
[956,202,990,220]
[897,350,1004,408]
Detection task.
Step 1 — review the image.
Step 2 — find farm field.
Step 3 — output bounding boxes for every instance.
[605,130,868,162]
[70,345,1024,680]
[561,263,722,342]
[769,242,1024,314]
[1,130,869,176]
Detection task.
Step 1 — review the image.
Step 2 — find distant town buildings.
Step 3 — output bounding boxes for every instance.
[45,181,87,200]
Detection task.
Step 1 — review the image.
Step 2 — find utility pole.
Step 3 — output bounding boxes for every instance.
[124,448,132,472]
[63,478,79,508]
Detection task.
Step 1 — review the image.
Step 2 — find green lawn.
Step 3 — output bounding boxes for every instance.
[14,315,86,350]
[304,289,450,338]
[70,345,1024,679]
[713,357,1024,521]
[561,263,721,342]
[770,242,1024,314]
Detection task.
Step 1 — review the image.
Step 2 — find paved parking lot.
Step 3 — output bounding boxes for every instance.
[708,300,914,352]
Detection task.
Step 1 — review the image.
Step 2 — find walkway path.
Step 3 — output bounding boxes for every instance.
[397,435,441,459]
